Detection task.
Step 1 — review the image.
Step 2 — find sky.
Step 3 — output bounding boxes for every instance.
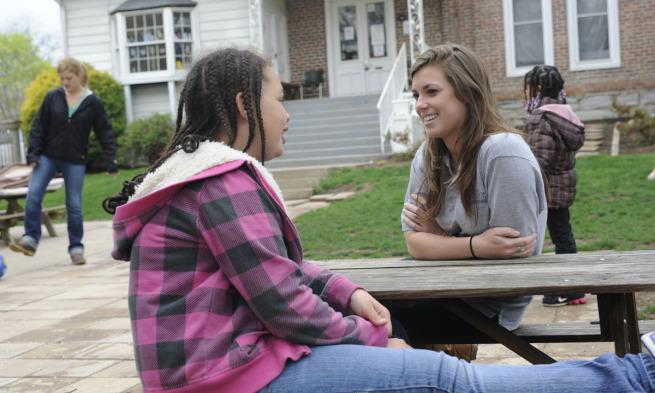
[0,0,63,61]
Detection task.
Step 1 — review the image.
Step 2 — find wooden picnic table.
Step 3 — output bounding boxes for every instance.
[0,178,66,246]
[316,250,655,364]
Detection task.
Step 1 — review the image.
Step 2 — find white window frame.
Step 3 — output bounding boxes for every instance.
[503,0,554,78]
[115,7,199,84]
[567,0,620,71]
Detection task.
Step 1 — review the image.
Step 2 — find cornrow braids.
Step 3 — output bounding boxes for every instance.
[102,47,269,215]
[524,65,566,114]
[253,60,266,163]
[240,51,256,153]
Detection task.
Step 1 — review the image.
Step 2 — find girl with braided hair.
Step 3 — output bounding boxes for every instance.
[103,47,655,393]
[524,65,586,307]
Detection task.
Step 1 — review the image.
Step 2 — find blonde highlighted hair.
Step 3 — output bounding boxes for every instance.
[410,44,522,221]
[57,57,89,86]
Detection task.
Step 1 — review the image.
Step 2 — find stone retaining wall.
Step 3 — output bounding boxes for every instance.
[501,88,655,129]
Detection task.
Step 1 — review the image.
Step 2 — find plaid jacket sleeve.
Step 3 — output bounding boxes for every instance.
[198,168,387,347]
[526,114,556,172]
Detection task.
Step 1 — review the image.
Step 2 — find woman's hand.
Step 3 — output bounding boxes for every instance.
[387,337,413,349]
[402,194,449,236]
[349,289,392,337]
[471,227,537,259]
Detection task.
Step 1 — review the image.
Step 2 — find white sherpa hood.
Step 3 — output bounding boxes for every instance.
[130,140,284,206]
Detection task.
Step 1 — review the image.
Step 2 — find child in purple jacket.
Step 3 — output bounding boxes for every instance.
[103,47,655,393]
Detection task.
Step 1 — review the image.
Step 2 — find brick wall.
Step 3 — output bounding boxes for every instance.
[285,0,655,106]
[285,0,329,96]
[416,0,655,101]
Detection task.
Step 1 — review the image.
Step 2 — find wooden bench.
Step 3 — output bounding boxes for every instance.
[0,205,67,246]
[409,319,655,345]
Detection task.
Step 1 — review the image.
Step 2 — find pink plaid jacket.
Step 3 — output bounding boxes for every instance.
[112,157,387,393]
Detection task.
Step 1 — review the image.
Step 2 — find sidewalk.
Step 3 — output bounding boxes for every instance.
[0,203,612,392]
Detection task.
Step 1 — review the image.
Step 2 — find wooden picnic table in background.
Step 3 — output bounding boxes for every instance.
[0,164,66,245]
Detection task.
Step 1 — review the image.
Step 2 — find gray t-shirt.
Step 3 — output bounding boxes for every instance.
[402,132,548,330]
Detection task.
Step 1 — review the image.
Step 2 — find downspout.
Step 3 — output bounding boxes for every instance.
[54,0,69,56]
[249,0,263,51]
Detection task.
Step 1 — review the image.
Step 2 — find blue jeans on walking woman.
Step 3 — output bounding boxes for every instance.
[260,345,655,393]
[23,155,86,254]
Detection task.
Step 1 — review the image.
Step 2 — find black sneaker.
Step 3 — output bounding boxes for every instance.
[542,294,587,307]
[8,240,36,256]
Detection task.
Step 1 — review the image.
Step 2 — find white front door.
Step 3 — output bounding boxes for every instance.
[326,0,396,97]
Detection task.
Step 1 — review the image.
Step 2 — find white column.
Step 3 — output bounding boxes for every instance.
[407,0,426,60]
[167,81,177,118]
[123,85,133,123]
[249,0,263,51]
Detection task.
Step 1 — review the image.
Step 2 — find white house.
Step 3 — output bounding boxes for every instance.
[54,0,292,122]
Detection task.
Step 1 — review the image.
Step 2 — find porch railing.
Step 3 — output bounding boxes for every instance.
[0,121,27,169]
[376,43,408,152]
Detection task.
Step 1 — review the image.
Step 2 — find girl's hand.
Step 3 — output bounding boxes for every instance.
[402,194,449,236]
[387,338,413,349]
[472,227,537,259]
[349,289,392,337]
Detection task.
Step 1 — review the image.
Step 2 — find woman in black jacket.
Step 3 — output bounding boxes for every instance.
[9,57,119,265]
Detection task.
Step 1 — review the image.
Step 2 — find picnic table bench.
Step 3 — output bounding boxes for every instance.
[317,250,655,364]
[0,165,67,246]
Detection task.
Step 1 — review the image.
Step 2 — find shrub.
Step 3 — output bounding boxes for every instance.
[621,108,655,145]
[19,65,126,171]
[611,99,655,145]
[120,113,174,167]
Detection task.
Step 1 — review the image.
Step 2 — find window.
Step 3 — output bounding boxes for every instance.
[116,8,197,79]
[126,12,167,73]
[173,12,193,69]
[567,0,620,71]
[503,0,553,78]
[339,6,358,61]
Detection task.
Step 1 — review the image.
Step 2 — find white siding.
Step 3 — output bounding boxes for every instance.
[61,0,124,72]
[131,83,171,120]
[197,0,251,49]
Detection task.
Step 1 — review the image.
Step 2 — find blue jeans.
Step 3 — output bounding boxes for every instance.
[260,345,655,393]
[24,155,86,253]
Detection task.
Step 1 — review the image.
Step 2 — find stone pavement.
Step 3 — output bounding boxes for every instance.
[0,200,613,392]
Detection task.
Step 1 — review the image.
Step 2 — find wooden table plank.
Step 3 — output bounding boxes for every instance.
[314,251,655,362]
[316,251,655,299]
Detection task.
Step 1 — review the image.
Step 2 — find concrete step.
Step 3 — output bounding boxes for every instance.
[267,153,392,169]
[282,187,315,200]
[275,176,323,189]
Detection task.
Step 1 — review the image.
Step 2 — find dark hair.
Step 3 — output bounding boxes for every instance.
[102,47,269,215]
[524,65,565,102]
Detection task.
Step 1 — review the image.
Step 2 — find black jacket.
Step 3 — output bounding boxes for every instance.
[27,87,118,173]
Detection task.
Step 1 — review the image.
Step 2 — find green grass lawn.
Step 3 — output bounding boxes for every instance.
[295,153,655,260]
[7,153,654,260]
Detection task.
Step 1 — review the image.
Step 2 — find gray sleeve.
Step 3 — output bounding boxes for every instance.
[401,143,429,232]
[485,155,547,241]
